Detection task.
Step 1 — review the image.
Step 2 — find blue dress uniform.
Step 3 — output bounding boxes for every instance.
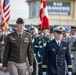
[42,39,72,75]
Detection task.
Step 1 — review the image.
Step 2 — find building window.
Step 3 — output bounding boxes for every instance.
[47,2,71,16]
[31,2,37,17]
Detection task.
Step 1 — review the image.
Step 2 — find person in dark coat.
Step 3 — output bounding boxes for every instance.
[42,26,72,75]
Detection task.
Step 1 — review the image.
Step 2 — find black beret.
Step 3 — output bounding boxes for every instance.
[16,18,24,24]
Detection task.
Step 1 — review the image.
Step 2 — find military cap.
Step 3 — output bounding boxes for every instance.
[71,26,76,30]
[16,18,24,24]
[38,28,41,30]
[44,27,50,30]
[65,26,71,32]
[53,26,65,34]
[29,26,35,30]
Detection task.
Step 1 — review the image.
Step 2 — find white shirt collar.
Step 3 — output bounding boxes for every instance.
[55,39,61,45]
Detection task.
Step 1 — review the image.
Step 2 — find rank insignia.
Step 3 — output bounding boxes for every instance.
[24,38,29,42]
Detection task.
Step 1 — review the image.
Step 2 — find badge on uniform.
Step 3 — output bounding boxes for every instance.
[52,48,55,51]
[62,47,67,50]
[24,38,29,42]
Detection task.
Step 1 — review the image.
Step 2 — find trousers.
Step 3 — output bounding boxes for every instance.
[8,61,27,75]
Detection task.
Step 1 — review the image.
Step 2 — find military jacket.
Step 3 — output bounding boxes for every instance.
[42,39,72,75]
[3,31,34,67]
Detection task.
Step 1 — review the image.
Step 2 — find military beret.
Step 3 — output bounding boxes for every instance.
[16,18,24,24]
[53,26,65,34]
[29,26,35,30]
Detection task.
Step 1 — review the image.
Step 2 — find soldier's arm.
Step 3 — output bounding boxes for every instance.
[65,43,72,72]
[2,35,10,67]
[27,34,34,66]
[42,42,50,72]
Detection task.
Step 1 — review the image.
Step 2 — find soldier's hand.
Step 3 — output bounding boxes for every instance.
[29,66,33,73]
[2,67,8,73]
[42,72,46,75]
[68,72,72,75]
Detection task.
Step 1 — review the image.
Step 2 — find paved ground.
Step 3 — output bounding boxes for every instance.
[0,70,30,75]
[0,63,29,75]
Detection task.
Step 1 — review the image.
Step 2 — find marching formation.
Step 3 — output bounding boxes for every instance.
[0,18,76,75]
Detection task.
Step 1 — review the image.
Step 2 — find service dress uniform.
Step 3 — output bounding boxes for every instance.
[3,30,34,75]
[42,26,72,75]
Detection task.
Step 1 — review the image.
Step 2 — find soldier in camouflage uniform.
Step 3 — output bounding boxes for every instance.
[62,26,76,75]
[70,26,76,75]
[62,26,72,75]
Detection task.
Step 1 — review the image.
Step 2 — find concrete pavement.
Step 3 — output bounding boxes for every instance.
[0,63,30,75]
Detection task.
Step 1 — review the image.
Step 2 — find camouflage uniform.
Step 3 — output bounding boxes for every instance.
[70,36,76,75]
[62,35,76,75]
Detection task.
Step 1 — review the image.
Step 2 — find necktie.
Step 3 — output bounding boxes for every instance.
[19,34,22,41]
[19,34,22,38]
[58,42,60,46]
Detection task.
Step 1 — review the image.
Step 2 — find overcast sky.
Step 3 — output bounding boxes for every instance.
[10,0,29,20]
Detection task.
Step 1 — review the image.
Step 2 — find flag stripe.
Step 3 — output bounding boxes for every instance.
[4,4,10,12]
[5,10,10,18]
[1,0,10,32]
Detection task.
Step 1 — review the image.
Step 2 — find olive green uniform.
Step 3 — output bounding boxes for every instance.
[3,31,34,67]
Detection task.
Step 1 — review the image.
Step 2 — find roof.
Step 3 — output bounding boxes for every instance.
[8,18,76,26]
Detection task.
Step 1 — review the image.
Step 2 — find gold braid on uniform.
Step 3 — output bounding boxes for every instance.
[68,65,72,68]
[42,65,47,68]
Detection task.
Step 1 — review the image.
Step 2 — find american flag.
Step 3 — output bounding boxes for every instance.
[1,0,10,32]
[39,0,50,29]
[38,0,50,30]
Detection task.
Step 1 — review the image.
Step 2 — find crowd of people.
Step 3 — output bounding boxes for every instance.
[0,17,76,75]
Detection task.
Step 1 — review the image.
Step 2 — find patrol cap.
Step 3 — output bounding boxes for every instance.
[53,26,65,34]
[16,18,24,24]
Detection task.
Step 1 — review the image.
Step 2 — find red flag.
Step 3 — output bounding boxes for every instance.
[1,0,10,32]
[39,0,50,30]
